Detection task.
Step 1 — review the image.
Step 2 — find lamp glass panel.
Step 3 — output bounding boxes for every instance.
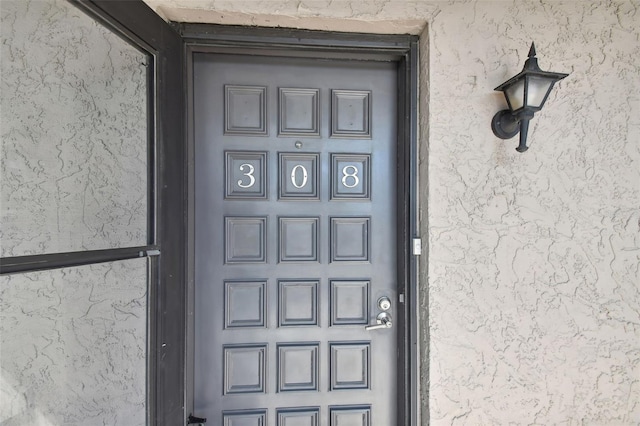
[505,79,525,111]
[525,76,554,108]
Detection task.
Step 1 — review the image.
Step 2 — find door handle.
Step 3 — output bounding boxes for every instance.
[187,414,207,425]
[365,312,392,331]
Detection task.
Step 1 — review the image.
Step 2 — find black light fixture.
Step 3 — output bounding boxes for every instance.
[491,42,569,152]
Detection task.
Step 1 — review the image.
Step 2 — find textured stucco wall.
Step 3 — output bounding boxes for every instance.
[140,0,640,424]
[1,1,148,425]
[0,259,147,426]
[1,0,148,257]
[424,2,640,425]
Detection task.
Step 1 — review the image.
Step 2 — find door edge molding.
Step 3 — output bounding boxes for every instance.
[181,25,420,426]
[66,2,187,425]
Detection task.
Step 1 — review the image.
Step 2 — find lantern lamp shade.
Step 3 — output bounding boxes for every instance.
[495,43,569,114]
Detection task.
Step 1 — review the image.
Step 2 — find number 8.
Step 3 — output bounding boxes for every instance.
[341,165,359,188]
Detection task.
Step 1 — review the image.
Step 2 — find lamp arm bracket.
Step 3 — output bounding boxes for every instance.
[491,109,520,139]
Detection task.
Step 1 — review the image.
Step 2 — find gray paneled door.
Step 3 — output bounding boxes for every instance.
[193,53,398,425]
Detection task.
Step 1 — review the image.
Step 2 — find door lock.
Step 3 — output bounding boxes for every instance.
[365,311,393,331]
[377,296,391,311]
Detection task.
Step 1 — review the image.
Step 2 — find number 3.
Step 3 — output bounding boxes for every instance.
[237,163,255,188]
[341,165,359,188]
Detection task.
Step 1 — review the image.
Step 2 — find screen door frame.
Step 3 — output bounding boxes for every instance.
[0,1,186,424]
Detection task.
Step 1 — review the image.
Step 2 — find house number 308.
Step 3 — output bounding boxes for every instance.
[238,163,359,190]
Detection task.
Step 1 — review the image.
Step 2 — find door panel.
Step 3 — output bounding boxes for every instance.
[194,53,397,425]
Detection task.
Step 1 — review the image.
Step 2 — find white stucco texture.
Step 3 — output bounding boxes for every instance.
[1,0,148,257]
[0,259,147,426]
[139,0,640,424]
[1,1,149,425]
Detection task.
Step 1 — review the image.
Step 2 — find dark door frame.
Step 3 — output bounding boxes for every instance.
[70,3,188,425]
[178,24,420,426]
[0,1,187,425]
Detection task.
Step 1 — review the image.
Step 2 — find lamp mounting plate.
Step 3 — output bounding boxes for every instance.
[491,109,520,139]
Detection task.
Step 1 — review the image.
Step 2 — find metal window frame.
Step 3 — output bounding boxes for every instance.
[0,1,186,425]
[179,24,420,426]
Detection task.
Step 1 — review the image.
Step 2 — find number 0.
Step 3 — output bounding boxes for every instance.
[290,165,308,188]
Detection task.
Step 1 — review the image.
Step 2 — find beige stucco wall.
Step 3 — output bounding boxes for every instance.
[1,0,148,256]
[421,2,639,424]
[1,1,148,424]
[145,1,640,424]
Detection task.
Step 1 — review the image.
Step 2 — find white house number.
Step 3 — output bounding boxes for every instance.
[341,165,360,188]
[238,163,359,189]
[237,163,256,188]
[290,165,308,189]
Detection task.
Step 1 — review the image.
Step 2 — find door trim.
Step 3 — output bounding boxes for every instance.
[180,25,420,426]
[79,3,186,425]
[10,1,187,425]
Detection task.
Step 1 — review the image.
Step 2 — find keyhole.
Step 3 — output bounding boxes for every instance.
[378,297,391,311]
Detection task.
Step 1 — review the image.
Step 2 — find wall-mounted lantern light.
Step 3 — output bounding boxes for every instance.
[491,42,569,152]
